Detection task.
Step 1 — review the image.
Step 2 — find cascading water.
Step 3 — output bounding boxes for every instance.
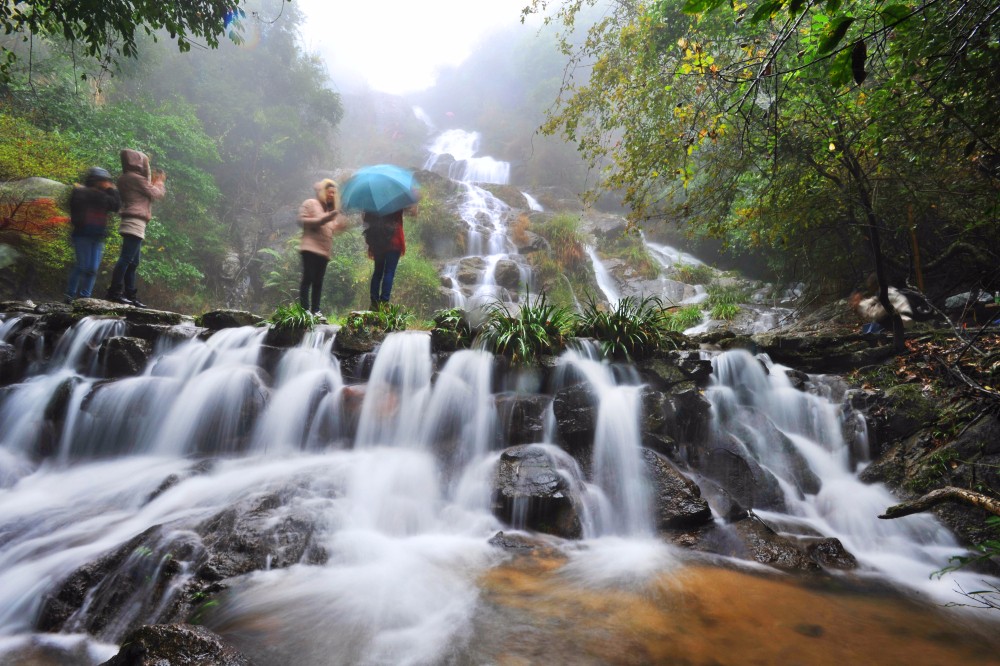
[422,126,531,310]
[585,245,621,308]
[0,314,998,663]
[703,349,992,601]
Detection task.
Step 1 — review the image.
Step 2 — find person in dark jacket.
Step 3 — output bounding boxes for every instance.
[363,209,406,310]
[65,167,121,302]
[105,149,166,307]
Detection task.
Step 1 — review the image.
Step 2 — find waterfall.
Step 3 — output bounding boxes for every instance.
[1,313,997,662]
[585,245,620,307]
[705,350,988,601]
[425,127,530,310]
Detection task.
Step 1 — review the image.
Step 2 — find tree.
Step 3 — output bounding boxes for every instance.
[523,0,1000,329]
[0,0,256,78]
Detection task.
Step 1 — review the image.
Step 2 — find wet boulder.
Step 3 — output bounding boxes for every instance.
[551,382,598,457]
[0,341,21,385]
[699,446,787,512]
[495,393,550,445]
[334,312,387,354]
[513,228,550,255]
[455,256,486,285]
[492,445,583,539]
[199,310,265,330]
[101,624,252,666]
[729,517,821,572]
[99,336,151,378]
[493,259,522,291]
[802,537,858,569]
[643,449,712,530]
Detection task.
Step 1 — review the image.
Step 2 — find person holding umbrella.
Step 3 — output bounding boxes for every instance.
[340,165,420,310]
[297,178,344,316]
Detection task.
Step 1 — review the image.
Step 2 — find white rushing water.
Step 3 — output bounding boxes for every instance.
[0,315,997,663]
[424,127,531,310]
[585,245,621,308]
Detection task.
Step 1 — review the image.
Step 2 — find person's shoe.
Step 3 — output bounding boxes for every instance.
[126,294,147,308]
[63,295,75,305]
[312,310,327,323]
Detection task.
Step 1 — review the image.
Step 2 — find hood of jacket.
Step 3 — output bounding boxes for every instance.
[313,179,339,210]
[120,149,150,179]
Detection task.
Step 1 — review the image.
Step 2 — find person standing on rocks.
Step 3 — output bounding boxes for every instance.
[105,149,166,308]
[297,178,344,317]
[65,167,121,302]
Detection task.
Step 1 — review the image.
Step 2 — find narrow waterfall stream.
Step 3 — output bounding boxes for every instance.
[1,312,999,664]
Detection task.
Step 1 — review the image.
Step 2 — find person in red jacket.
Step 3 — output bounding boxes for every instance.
[297,179,344,316]
[105,149,166,307]
[363,209,406,310]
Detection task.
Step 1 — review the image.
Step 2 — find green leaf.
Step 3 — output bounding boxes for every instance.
[750,1,784,23]
[682,0,728,14]
[817,16,854,54]
[880,4,910,23]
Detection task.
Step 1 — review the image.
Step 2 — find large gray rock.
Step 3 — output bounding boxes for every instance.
[495,393,550,445]
[100,624,252,666]
[99,336,151,378]
[492,445,582,539]
[643,449,712,530]
[199,309,264,330]
[39,482,327,639]
[493,259,522,291]
[551,382,597,456]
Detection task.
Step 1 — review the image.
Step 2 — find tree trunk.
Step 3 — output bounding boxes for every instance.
[879,486,1000,519]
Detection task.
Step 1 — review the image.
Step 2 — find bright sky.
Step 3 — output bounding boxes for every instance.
[296,0,535,95]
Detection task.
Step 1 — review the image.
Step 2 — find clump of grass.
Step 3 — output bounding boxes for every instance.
[267,302,316,330]
[673,262,714,285]
[477,291,577,364]
[576,294,667,360]
[345,302,413,333]
[663,305,703,331]
[431,307,474,349]
[706,282,749,321]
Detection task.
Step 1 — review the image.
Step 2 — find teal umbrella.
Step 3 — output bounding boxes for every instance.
[340,164,420,216]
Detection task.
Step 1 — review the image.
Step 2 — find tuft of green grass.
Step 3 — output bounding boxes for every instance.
[663,305,703,332]
[673,262,714,285]
[267,303,317,330]
[477,290,577,365]
[705,282,749,321]
[575,294,667,360]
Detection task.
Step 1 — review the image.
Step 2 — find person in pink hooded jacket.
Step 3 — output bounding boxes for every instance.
[105,149,166,307]
[297,179,344,315]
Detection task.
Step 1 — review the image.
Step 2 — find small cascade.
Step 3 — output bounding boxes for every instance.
[354,332,433,448]
[522,191,544,211]
[704,349,992,603]
[553,348,653,538]
[585,245,621,308]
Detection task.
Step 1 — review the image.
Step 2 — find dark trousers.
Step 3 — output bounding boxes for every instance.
[300,251,328,312]
[108,234,143,298]
[370,251,401,305]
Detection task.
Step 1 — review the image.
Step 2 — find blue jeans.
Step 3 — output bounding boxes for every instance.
[370,251,401,303]
[108,234,143,298]
[66,236,105,298]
